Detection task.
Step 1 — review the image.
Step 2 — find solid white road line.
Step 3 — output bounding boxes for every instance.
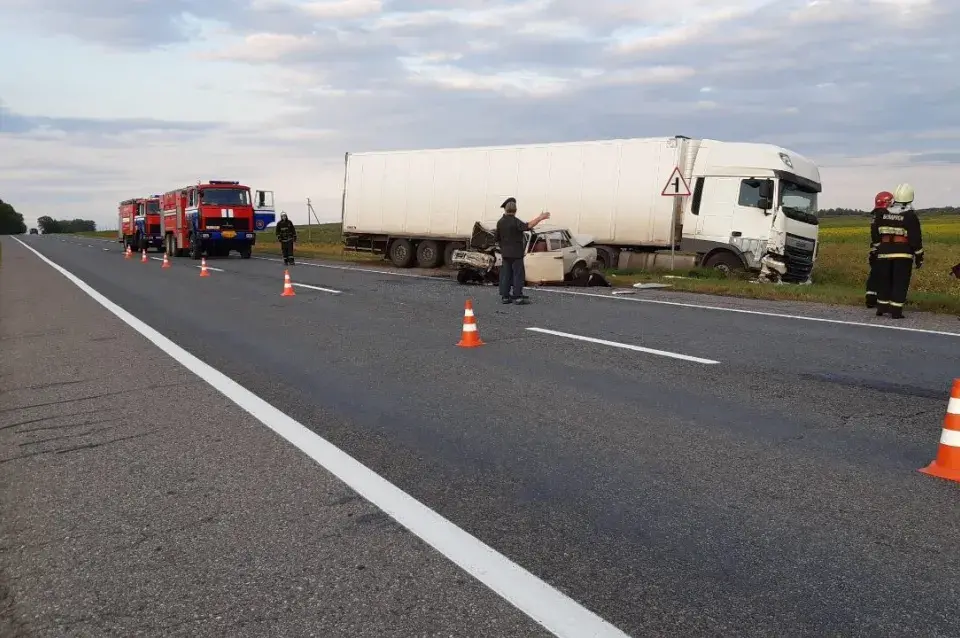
[532,288,960,338]
[527,327,719,364]
[293,282,341,294]
[10,237,630,638]
[258,257,960,338]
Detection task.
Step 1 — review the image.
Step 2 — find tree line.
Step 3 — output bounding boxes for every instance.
[0,198,27,235]
[36,216,97,234]
[0,198,98,234]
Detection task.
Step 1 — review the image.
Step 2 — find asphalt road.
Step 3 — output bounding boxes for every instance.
[4,235,960,637]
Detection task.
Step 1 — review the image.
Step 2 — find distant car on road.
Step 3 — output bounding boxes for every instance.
[29,228,38,235]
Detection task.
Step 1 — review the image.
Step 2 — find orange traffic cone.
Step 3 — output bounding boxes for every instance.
[199,257,210,277]
[919,379,960,483]
[280,269,295,296]
[456,299,484,347]
[161,253,170,269]
[125,245,132,259]
[141,249,148,263]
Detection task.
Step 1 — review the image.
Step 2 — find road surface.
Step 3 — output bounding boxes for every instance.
[2,235,959,637]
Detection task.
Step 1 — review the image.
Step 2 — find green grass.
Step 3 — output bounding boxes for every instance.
[77,215,960,314]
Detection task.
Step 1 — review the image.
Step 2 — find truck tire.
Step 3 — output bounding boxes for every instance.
[189,234,202,260]
[594,247,618,270]
[165,235,173,257]
[388,239,414,268]
[416,240,442,268]
[239,246,252,259]
[702,250,744,274]
[443,242,463,268]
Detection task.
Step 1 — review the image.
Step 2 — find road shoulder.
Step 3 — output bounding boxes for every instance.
[0,237,546,637]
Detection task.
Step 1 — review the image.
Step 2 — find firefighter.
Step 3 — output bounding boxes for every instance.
[872,183,923,319]
[865,190,894,308]
[275,212,297,265]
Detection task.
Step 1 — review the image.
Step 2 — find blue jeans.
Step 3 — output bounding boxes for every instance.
[499,257,525,299]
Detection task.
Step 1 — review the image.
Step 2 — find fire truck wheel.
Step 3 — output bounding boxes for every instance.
[239,247,252,259]
[189,235,202,260]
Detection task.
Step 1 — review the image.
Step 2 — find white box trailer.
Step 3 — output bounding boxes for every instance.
[341,135,822,282]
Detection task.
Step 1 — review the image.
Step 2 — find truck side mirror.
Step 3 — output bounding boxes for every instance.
[758,197,772,210]
[758,180,773,199]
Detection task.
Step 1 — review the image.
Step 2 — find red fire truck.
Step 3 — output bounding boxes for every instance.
[160,180,260,259]
[117,196,163,252]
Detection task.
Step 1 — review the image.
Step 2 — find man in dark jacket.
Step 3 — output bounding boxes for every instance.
[872,183,923,319]
[275,212,297,265]
[493,197,549,304]
[865,190,893,308]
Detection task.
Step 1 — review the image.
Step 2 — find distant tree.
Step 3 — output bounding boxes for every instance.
[0,198,27,235]
[35,216,97,233]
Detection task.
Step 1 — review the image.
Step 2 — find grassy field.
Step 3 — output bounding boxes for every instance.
[75,214,960,313]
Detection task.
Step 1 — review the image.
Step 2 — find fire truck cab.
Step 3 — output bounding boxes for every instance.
[161,180,259,259]
[136,196,163,251]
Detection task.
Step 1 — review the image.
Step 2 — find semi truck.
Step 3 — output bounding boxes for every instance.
[340,135,822,283]
[117,196,163,252]
[160,180,275,259]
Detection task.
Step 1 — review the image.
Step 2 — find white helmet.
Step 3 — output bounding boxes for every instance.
[893,183,914,204]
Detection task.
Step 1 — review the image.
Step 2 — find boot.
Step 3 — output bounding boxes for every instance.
[865,294,877,309]
[891,307,904,319]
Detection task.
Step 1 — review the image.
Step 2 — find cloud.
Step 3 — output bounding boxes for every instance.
[1,0,959,230]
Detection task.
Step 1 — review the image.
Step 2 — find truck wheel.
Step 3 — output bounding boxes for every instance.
[702,251,744,275]
[189,234,202,260]
[164,236,172,257]
[594,247,618,270]
[389,239,414,268]
[416,240,442,268]
[239,247,252,259]
[443,242,463,268]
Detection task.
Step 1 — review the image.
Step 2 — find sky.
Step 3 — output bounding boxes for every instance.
[0,0,958,231]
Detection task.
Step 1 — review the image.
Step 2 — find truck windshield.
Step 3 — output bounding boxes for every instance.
[779,181,818,215]
[146,201,160,213]
[201,188,250,206]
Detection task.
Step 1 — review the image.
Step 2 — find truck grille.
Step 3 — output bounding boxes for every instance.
[783,233,815,283]
[203,217,250,231]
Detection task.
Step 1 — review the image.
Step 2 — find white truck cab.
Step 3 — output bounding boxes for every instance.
[678,138,820,283]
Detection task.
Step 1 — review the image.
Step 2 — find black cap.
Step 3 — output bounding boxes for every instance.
[500,197,516,208]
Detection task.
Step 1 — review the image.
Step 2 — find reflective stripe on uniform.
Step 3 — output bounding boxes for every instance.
[878,226,907,236]
[877,253,913,259]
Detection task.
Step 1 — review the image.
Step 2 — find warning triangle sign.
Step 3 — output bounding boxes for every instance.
[661,167,691,197]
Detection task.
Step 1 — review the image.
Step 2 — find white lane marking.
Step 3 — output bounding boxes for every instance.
[253,256,447,281]
[533,287,960,338]
[259,257,960,338]
[194,264,225,272]
[11,237,630,638]
[527,327,719,364]
[293,282,341,294]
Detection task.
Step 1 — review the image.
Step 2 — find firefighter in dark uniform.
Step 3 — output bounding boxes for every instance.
[275,212,297,265]
[865,190,893,308]
[872,183,923,319]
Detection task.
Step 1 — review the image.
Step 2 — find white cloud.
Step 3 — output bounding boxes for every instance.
[1,0,959,230]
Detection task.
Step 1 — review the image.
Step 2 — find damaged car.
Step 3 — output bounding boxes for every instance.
[451,222,608,286]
